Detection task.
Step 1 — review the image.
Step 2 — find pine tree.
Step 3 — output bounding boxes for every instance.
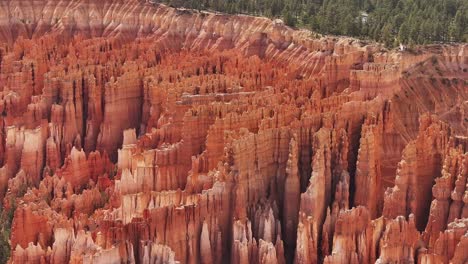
[283,6,297,27]
[449,9,466,42]
[398,21,410,44]
[153,0,465,45]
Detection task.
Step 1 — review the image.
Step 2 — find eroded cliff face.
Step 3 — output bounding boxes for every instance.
[0,0,467,263]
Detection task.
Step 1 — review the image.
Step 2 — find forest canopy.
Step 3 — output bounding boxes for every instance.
[153,0,468,47]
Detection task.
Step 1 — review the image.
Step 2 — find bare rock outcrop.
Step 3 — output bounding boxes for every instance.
[0,0,466,263]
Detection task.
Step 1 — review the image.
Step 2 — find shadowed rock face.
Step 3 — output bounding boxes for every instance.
[0,0,467,263]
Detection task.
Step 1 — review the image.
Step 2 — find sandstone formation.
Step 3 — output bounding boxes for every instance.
[0,0,466,264]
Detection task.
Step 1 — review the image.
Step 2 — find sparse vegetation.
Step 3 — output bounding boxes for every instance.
[0,199,17,263]
[109,165,118,180]
[100,191,110,206]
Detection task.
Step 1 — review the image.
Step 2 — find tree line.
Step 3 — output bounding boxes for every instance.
[154,0,467,47]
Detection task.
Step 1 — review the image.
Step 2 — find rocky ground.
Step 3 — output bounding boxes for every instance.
[0,0,466,263]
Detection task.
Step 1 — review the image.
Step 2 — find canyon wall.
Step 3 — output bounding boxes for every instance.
[0,0,466,263]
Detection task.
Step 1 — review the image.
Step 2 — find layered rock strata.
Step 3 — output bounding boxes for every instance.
[0,0,466,263]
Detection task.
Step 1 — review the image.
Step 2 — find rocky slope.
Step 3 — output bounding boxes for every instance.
[0,0,467,263]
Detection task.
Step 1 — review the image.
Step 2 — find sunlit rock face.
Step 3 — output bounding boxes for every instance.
[0,0,467,263]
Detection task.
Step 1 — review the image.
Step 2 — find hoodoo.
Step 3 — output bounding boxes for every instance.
[0,0,466,263]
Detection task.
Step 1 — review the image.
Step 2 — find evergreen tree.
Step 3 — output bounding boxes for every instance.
[153,0,467,46]
[283,5,297,27]
[398,21,410,44]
